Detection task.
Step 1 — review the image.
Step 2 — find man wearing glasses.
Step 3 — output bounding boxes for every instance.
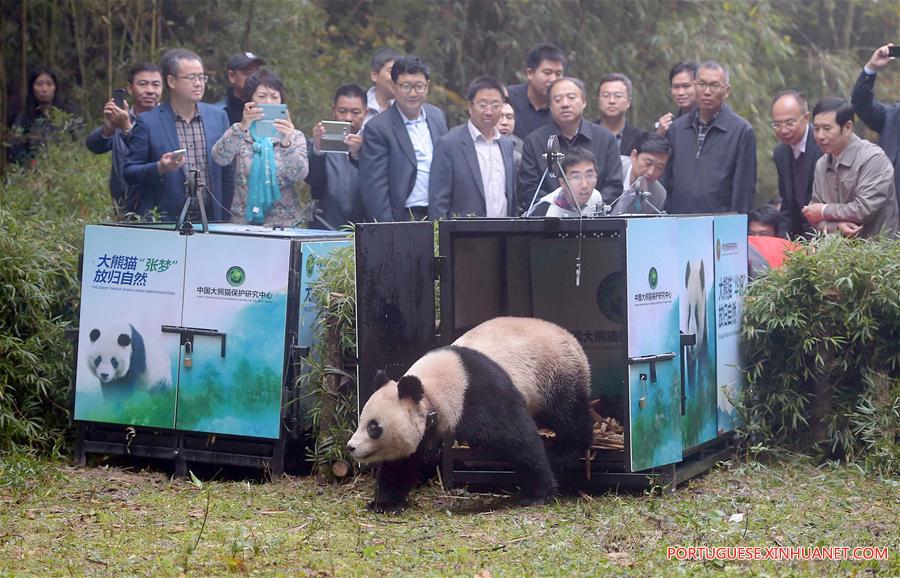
[429,76,517,219]
[771,90,822,238]
[125,48,232,221]
[359,55,448,221]
[594,73,644,155]
[663,60,756,215]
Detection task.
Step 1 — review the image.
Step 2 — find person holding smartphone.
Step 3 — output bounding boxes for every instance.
[212,69,308,227]
[85,62,163,212]
[851,43,900,209]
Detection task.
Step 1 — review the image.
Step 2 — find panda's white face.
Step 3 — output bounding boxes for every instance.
[348,381,427,464]
[86,326,133,384]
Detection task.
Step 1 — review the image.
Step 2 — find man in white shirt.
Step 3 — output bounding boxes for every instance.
[528,147,603,218]
[429,76,517,219]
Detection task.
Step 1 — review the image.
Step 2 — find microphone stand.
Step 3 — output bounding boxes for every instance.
[608,175,665,215]
[176,168,210,234]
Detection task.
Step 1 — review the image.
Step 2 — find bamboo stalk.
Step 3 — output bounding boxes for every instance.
[21,0,28,111]
[68,0,87,101]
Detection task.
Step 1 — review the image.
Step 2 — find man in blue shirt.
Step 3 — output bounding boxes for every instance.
[358,55,448,221]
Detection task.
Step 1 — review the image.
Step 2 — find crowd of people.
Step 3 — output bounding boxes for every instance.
[9,42,899,239]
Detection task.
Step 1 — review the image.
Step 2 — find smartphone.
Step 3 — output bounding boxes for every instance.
[888,45,900,58]
[320,120,352,153]
[171,148,187,161]
[113,88,128,109]
[254,104,288,139]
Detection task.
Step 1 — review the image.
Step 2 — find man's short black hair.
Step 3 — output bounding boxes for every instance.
[598,73,633,98]
[632,133,672,156]
[333,83,367,106]
[390,55,430,82]
[160,48,202,80]
[127,62,162,84]
[812,97,854,127]
[243,69,286,104]
[561,147,596,173]
[371,47,402,73]
[526,43,567,71]
[466,76,506,102]
[668,61,698,84]
[749,205,780,229]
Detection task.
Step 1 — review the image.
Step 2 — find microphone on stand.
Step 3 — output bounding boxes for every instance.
[542,134,565,177]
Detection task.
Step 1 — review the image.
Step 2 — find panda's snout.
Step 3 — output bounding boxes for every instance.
[99,372,110,382]
[347,443,356,454]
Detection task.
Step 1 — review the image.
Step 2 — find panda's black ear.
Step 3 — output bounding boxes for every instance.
[699,260,705,292]
[373,370,390,390]
[397,375,424,403]
[89,329,101,342]
[117,333,132,347]
[685,261,691,289]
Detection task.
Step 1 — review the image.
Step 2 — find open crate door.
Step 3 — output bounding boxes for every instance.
[625,218,683,472]
[355,222,436,407]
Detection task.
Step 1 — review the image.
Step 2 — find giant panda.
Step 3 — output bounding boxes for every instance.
[347,316,593,512]
[683,259,707,387]
[84,323,172,397]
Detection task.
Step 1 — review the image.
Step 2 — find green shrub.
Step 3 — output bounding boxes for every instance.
[298,243,358,479]
[740,234,900,475]
[0,129,113,453]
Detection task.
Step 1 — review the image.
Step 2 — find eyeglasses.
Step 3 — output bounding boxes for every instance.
[177,74,209,84]
[396,82,428,94]
[472,101,503,112]
[695,81,725,91]
[566,172,597,184]
[771,118,800,130]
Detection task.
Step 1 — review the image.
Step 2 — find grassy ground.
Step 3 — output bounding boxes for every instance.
[0,453,896,577]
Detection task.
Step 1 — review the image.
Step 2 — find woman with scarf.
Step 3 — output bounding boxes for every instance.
[212,69,308,226]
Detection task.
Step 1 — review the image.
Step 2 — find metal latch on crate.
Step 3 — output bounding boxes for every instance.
[161,325,228,360]
[627,352,675,410]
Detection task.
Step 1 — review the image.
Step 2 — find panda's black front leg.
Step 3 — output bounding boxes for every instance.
[369,454,421,513]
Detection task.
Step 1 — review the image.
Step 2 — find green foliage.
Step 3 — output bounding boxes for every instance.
[0,445,61,496]
[298,244,359,478]
[740,235,900,475]
[0,127,113,453]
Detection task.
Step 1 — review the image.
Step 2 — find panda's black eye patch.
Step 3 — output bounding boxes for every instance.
[94,356,102,367]
[367,420,382,440]
[117,333,131,347]
[111,358,119,369]
[89,329,101,342]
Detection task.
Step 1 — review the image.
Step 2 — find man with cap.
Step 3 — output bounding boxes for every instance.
[216,51,266,125]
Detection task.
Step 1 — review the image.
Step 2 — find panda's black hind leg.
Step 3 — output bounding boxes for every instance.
[456,395,557,504]
[536,373,594,478]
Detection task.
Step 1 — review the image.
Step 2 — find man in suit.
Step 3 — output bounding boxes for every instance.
[771,90,822,238]
[359,55,448,221]
[429,76,516,219]
[595,73,644,155]
[518,77,623,214]
[124,48,232,221]
[852,43,900,210]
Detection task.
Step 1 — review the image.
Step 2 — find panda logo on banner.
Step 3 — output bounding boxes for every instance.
[648,266,659,290]
[226,266,246,287]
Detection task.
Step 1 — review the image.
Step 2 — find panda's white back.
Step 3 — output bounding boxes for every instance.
[452,316,590,413]
[405,349,468,436]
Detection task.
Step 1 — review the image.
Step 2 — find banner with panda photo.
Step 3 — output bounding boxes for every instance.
[74,226,185,428]
[713,214,748,434]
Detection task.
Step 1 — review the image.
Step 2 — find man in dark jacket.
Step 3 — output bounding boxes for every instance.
[595,73,644,155]
[518,77,623,214]
[664,60,756,214]
[215,52,265,125]
[306,84,367,229]
[771,90,822,237]
[85,62,162,213]
[852,43,900,210]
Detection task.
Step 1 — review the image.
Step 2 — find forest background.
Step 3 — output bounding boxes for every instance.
[2,0,900,204]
